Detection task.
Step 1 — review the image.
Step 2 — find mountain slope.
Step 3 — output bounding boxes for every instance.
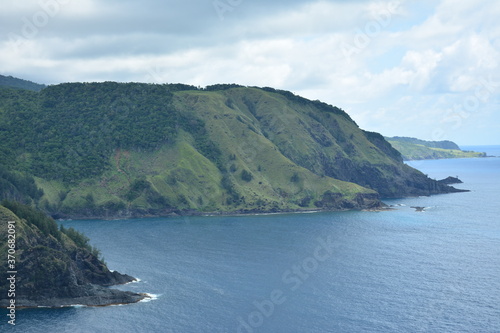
[0,82,464,218]
[0,74,46,92]
[0,202,145,307]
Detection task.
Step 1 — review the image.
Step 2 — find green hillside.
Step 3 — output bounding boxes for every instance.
[386,137,486,160]
[386,136,460,150]
[0,202,143,307]
[0,82,462,218]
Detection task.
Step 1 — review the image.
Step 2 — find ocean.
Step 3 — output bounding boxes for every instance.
[2,146,500,332]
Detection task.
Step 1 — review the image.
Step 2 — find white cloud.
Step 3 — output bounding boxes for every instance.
[0,0,499,144]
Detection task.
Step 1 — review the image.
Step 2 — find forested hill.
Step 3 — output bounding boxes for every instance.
[0,82,463,218]
[0,74,46,92]
[0,201,144,307]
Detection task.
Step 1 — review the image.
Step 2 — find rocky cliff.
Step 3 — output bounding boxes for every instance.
[0,203,146,308]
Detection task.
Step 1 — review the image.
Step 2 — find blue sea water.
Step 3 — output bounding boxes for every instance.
[2,147,500,332]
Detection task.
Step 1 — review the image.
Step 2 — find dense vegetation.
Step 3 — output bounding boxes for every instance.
[1,200,60,240]
[0,83,230,183]
[0,200,97,256]
[0,165,43,203]
[0,203,141,307]
[0,83,180,181]
[0,78,462,218]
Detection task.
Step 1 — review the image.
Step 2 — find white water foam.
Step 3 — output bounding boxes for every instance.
[140,293,160,303]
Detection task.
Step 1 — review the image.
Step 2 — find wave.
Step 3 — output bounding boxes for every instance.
[139,293,160,303]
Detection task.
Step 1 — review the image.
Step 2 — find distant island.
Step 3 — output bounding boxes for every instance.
[385,136,487,161]
[0,76,467,219]
[0,201,147,308]
[0,74,46,92]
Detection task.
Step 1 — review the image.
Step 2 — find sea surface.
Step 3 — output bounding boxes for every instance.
[2,146,500,332]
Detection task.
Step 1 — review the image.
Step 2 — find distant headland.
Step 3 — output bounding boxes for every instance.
[385,136,487,161]
[0,77,467,219]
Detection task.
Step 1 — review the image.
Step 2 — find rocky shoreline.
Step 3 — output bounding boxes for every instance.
[0,204,149,310]
[53,203,388,221]
[50,185,470,220]
[0,266,148,309]
[3,285,149,309]
[50,192,387,220]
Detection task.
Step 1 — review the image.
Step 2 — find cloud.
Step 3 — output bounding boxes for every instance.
[0,0,499,144]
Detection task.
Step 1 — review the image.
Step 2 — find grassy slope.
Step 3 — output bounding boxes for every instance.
[2,84,457,216]
[387,140,486,160]
[174,90,370,204]
[213,88,428,198]
[35,88,377,216]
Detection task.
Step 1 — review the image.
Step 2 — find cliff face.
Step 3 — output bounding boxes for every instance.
[0,83,465,218]
[0,204,145,307]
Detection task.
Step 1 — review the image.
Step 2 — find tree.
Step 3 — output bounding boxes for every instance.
[241,170,253,182]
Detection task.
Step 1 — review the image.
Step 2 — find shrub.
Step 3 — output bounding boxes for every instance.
[241,170,253,182]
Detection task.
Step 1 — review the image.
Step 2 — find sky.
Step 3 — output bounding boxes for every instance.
[1,0,499,145]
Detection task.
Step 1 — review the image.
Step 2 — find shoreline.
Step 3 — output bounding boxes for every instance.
[0,292,153,310]
[56,205,394,221]
[402,154,500,162]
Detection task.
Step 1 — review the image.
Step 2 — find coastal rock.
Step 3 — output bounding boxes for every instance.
[0,204,146,308]
[438,176,464,185]
[7,285,147,308]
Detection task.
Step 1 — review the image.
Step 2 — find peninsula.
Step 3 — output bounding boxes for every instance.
[385,136,486,161]
[0,79,467,219]
[0,202,146,308]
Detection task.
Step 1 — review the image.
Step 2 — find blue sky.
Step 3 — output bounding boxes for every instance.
[1,0,499,145]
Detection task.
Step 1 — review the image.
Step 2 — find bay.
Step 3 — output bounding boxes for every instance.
[2,147,500,332]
